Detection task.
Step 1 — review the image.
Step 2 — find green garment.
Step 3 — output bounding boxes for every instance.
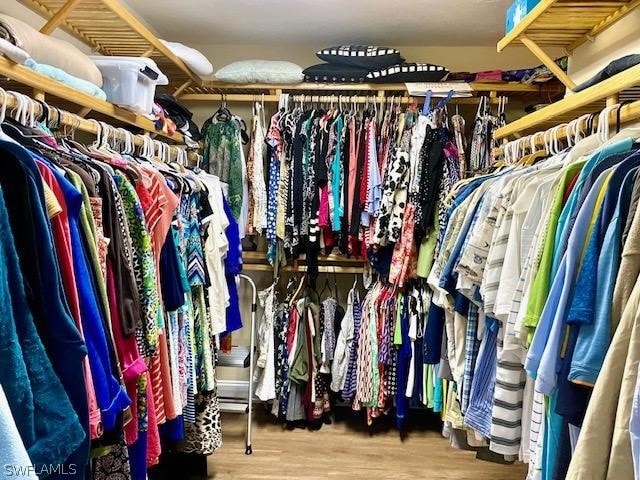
[523,161,585,337]
[113,170,160,356]
[202,119,243,219]
[289,301,310,384]
[426,364,434,409]
[394,293,403,345]
[416,208,440,278]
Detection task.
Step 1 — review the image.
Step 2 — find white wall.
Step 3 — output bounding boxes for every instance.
[193,43,555,73]
[568,8,640,85]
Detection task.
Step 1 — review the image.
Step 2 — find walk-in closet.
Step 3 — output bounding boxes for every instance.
[1,1,640,479]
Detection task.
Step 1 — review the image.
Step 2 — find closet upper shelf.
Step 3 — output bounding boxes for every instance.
[177,80,563,103]
[16,0,202,89]
[493,62,640,140]
[0,55,184,143]
[497,0,640,89]
[498,0,640,52]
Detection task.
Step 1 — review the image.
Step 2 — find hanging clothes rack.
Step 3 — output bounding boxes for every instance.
[178,81,562,105]
[0,88,196,162]
[494,99,640,159]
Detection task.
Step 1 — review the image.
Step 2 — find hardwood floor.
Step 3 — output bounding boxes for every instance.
[208,408,527,479]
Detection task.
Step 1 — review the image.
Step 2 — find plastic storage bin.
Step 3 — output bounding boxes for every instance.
[505,0,541,34]
[90,56,168,114]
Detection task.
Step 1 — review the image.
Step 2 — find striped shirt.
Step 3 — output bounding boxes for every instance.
[461,302,481,414]
[464,314,499,438]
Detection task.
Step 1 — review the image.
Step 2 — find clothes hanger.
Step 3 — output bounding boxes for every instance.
[421,89,433,117]
[289,273,307,308]
[0,87,17,143]
[332,266,339,304]
[522,131,549,166]
[213,94,232,122]
[3,92,54,147]
[319,270,333,300]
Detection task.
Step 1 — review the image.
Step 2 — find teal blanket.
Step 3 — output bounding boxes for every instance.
[25,58,106,101]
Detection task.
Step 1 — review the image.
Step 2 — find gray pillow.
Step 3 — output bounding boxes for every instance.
[214,60,303,84]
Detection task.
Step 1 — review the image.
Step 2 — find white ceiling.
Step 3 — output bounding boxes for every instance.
[124,0,511,46]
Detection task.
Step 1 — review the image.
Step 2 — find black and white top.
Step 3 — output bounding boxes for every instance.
[367,63,449,83]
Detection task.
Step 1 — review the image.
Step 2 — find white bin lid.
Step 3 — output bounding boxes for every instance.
[89,55,168,85]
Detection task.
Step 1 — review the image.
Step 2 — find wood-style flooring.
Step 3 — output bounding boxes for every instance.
[208,408,527,479]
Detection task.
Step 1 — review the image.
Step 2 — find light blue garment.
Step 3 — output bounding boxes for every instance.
[433,363,443,413]
[542,392,563,480]
[526,170,610,392]
[552,138,634,274]
[0,385,38,480]
[25,58,107,100]
[570,166,640,384]
[464,315,498,438]
[331,116,344,232]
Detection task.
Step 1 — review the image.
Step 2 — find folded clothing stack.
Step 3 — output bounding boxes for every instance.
[448,57,568,85]
[303,45,449,84]
[155,93,202,143]
[0,14,106,99]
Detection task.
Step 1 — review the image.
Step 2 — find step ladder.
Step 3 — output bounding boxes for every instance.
[217,273,256,455]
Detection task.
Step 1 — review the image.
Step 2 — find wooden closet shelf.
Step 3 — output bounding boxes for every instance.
[493,62,640,139]
[243,251,364,267]
[177,81,563,103]
[497,0,640,89]
[17,0,203,88]
[498,0,640,53]
[0,88,190,160]
[0,56,184,143]
[493,97,640,158]
[243,251,365,273]
[243,264,364,274]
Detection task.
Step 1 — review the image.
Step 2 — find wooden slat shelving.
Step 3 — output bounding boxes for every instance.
[497,0,640,89]
[0,55,184,143]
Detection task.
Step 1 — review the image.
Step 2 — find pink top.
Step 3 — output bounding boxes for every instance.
[107,259,147,445]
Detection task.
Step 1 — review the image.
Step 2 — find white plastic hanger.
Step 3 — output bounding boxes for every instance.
[0,87,18,144]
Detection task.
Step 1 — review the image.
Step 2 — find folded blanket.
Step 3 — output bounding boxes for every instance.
[0,14,102,87]
[25,58,107,101]
[0,38,29,64]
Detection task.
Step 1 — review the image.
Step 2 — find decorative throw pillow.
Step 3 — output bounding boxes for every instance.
[317,45,403,70]
[367,63,449,83]
[214,60,303,84]
[303,63,370,83]
[160,40,213,77]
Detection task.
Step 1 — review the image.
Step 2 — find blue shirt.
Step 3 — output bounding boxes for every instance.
[223,196,242,334]
[526,169,610,392]
[570,163,640,384]
[54,165,131,432]
[552,138,634,274]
